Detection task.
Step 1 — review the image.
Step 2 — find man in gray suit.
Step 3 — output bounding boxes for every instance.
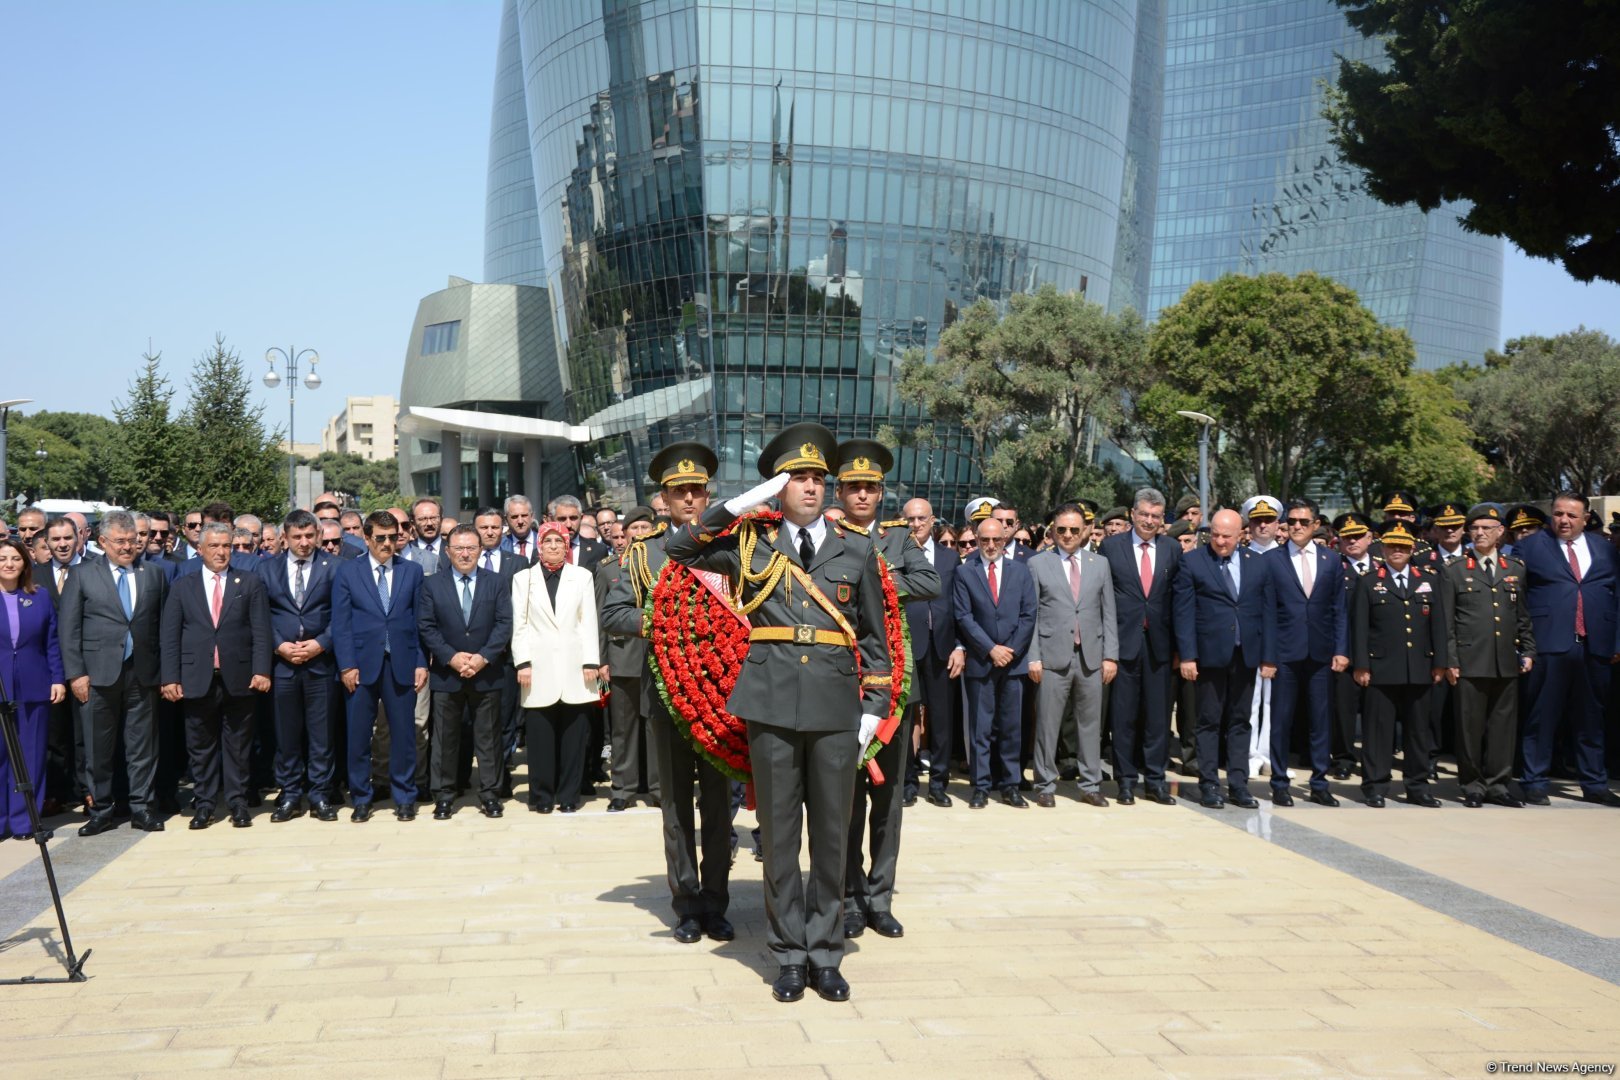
[1027,504,1117,808]
[58,510,170,834]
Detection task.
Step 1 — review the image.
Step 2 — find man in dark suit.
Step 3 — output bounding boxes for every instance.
[1515,491,1620,805]
[160,523,273,829]
[901,499,963,807]
[990,501,1035,563]
[417,524,513,819]
[952,514,1038,808]
[1172,508,1265,809]
[260,509,343,822]
[548,495,611,571]
[1259,498,1350,807]
[470,506,526,792]
[58,510,169,834]
[1098,487,1182,805]
[499,495,539,565]
[332,510,429,821]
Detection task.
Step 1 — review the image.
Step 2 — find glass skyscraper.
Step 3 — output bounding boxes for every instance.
[484,0,1163,513]
[1151,0,1503,370]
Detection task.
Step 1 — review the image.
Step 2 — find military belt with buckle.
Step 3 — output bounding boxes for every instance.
[749,625,851,647]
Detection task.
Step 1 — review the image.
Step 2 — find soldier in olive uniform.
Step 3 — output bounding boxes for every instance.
[1330,512,1381,779]
[664,423,892,1005]
[831,438,940,943]
[1440,503,1536,807]
[1350,522,1449,807]
[595,505,660,812]
[600,443,735,945]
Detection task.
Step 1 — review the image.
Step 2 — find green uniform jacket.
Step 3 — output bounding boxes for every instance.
[1350,564,1450,684]
[1439,553,1536,679]
[847,519,941,602]
[665,504,893,731]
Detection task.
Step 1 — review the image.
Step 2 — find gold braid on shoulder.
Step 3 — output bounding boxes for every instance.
[734,518,791,615]
[622,522,669,605]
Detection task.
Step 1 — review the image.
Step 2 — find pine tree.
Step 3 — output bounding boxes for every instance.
[108,351,188,510]
[178,334,286,517]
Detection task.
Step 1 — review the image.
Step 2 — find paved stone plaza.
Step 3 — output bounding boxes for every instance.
[3,772,1620,1079]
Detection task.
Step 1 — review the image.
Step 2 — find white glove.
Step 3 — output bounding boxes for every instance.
[857,713,881,747]
[724,472,791,516]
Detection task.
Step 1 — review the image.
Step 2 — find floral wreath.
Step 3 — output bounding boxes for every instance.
[646,510,910,780]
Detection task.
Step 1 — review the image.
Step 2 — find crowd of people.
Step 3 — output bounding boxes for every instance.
[0,434,1612,1003]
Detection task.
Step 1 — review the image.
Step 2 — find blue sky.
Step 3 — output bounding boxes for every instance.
[3,2,1616,444]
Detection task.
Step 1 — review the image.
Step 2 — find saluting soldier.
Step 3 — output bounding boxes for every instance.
[664,423,892,1005]
[1440,503,1536,807]
[1350,522,1449,808]
[1329,512,1381,781]
[600,443,735,945]
[831,438,939,943]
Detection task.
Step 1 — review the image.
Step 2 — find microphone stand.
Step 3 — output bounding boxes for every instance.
[0,668,91,983]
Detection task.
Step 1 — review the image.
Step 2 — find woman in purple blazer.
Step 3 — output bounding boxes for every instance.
[0,537,66,840]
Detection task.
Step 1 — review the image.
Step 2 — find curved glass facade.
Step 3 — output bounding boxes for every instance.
[495,0,1157,514]
[1150,0,1503,370]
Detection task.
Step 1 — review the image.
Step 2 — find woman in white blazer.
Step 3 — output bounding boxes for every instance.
[510,522,601,813]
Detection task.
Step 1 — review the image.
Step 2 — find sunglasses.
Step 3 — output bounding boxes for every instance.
[320,538,343,548]
[941,540,959,548]
[1053,526,1084,536]
[370,532,400,542]
[184,520,202,529]
[960,539,979,548]
[1285,517,1314,527]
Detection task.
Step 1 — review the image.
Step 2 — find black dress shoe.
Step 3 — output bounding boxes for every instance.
[531,803,553,814]
[1000,788,1029,808]
[1330,765,1354,781]
[607,798,628,813]
[772,964,807,1003]
[433,800,454,820]
[351,803,374,823]
[1404,791,1441,808]
[1116,787,1137,805]
[270,800,304,823]
[1148,789,1177,806]
[479,798,504,818]
[1080,791,1110,808]
[78,813,118,837]
[1035,792,1056,808]
[130,810,166,832]
[967,790,988,809]
[1365,794,1387,808]
[1307,790,1340,807]
[868,911,904,938]
[1582,789,1620,807]
[558,803,579,814]
[673,916,704,944]
[188,811,213,830]
[394,802,417,821]
[13,833,33,842]
[808,966,850,1002]
[902,789,917,808]
[312,801,339,821]
[1272,790,1295,807]
[701,914,735,942]
[1524,791,1551,806]
[230,806,253,828]
[1463,792,1484,808]
[926,790,952,808]
[1228,790,1259,809]
[1200,793,1225,809]
[1486,792,1525,808]
[843,911,866,939]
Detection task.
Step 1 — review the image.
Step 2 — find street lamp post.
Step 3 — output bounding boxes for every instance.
[0,398,35,510]
[1176,410,1217,523]
[263,348,322,510]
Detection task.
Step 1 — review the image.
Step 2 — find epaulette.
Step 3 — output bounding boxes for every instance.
[838,519,870,537]
[880,518,907,530]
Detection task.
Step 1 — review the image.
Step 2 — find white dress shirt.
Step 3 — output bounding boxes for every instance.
[109,559,139,611]
[1564,533,1593,577]
[285,553,313,598]
[1288,540,1316,592]
[782,516,828,559]
[1132,530,1157,577]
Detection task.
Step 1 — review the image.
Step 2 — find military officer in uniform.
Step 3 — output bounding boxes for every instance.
[1373,490,1432,558]
[1440,504,1536,807]
[601,443,735,945]
[1350,522,1449,807]
[665,423,892,1005]
[1330,512,1380,780]
[831,438,940,943]
[596,505,660,812]
[1507,503,1547,553]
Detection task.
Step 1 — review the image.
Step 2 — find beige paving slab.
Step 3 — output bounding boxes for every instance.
[2,775,1618,1078]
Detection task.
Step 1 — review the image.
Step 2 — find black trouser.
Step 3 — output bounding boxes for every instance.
[1360,682,1433,797]
[433,685,501,801]
[1109,650,1171,793]
[525,702,588,809]
[184,674,257,814]
[647,691,732,919]
[45,697,85,804]
[272,666,334,803]
[1331,668,1364,771]
[82,660,159,815]
[905,648,956,795]
[1456,675,1517,796]
[1194,660,1255,797]
[1172,669,1199,771]
[847,713,910,919]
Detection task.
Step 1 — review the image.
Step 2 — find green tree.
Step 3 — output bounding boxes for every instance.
[178,334,285,517]
[1463,329,1620,496]
[896,284,1148,515]
[107,351,188,510]
[1326,0,1620,283]
[1329,370,1490,513]
[1145,272,1413,500]
[5,411,118,503]
[303,451,399,503]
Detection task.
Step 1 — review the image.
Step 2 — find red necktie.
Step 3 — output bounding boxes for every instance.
[210,571,224,668]
[1568,541,1586,638]
[1139,541,1153,597]
[987,560,999,604]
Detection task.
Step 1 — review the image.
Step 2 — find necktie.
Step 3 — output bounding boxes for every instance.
[1299,547,1314,597]
[1139,541,1152,597]
[482,550,494,571]
[1396,573,1407,596]
[55,565,66,591]
[987,559,999,604]
[1568,541,1585,637]
[1067,555,1081,644]
[798,528,815,569]
[1355,560,1368,576]
[294,559,307,608]
[376,563,391,613]
[1221,556,1237,597]
[1484,559,1495,584]
[460,575,474,623]
[516,538,526,560]
[210,571,224,668]
[116,567,133,660]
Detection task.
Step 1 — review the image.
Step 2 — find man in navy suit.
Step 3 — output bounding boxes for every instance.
[1516,492,1620,805]
[417,524,512,819]
[951,515,1037,807]
[1258,498,1350,806]
[332,510,429,821]
[1173,508,1264,809]
[261,509,343,822]
[1098,488,1182,805]
[901,499,964,807]
[160,523,274,829]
